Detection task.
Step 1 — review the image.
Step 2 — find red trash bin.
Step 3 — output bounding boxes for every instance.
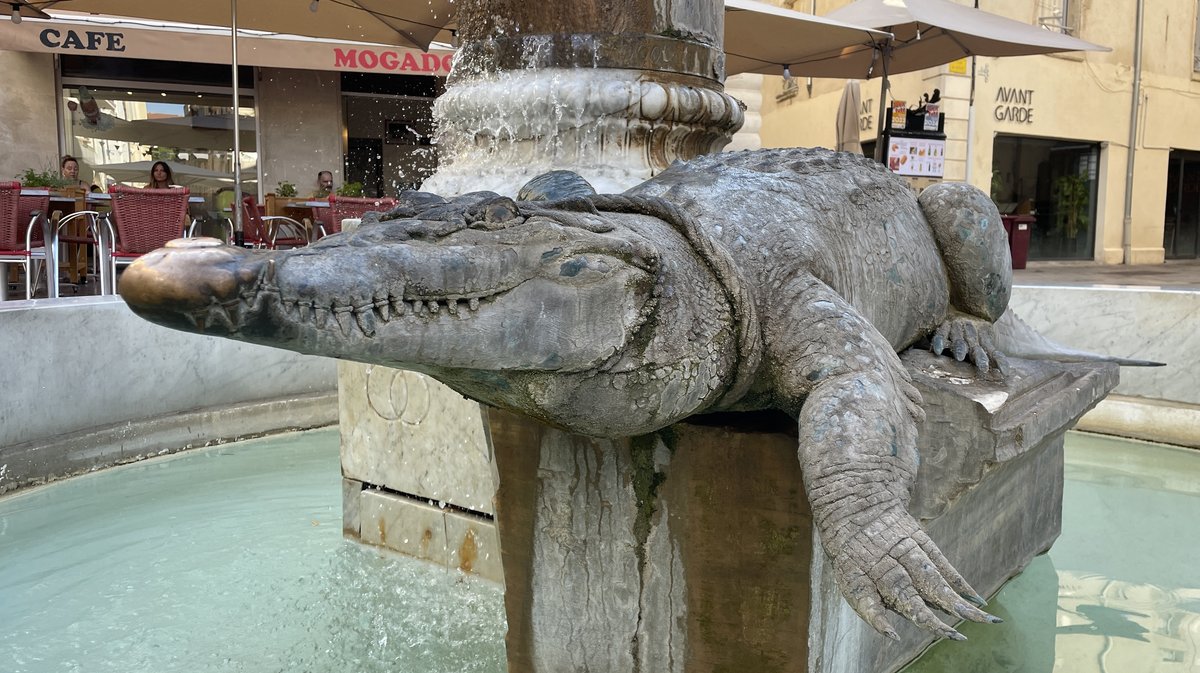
[1001,215,1035,270]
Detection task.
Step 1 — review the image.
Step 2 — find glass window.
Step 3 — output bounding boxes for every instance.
[61,85,257,211]
[991,135,1100,261]
[1037,0,1079,35]
[1194,1,1200,72]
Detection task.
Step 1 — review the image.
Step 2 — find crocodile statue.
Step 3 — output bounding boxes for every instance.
[117,147,1140,642]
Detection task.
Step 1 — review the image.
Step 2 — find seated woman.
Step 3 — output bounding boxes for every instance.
[148,161,176,189]
[59,154,93,194]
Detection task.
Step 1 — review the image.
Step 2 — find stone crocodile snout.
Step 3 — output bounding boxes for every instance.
[119,237,275,333]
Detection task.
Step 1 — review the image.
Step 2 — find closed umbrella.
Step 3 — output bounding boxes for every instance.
[814,0,1109,163]
[835,80,863,154]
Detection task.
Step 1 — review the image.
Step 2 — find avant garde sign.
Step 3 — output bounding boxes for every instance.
[994,87,1035,123]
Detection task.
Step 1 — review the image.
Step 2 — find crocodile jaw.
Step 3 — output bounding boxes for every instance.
[119,236,656,373]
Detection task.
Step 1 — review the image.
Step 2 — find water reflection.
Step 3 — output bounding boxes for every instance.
[905,434,1200,673]
[0,429,506,673]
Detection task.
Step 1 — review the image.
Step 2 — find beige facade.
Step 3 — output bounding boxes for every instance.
[0,50,64,183]
[757,0,1200,264]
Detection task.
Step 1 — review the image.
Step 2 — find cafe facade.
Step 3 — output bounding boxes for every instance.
[753,0,1200,265]
[0,13,452,210]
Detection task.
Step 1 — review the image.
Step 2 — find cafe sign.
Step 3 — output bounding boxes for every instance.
[0,19,454,77]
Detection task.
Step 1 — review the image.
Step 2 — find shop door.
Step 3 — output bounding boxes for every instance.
[345,138,384,198]
[991,135,1099,261]
[1164,151,1200,259]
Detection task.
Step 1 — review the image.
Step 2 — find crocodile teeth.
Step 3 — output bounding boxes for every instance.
[469,297,480,311]
[389,296,406,316]
[333,308,353,336]
[428,300,440,314]
[298,301,312,323]
[315,306,333,330]
[446,298,458,315]
[354,308,376,337]
[281,300,298,319]
[265,258,276,285]
[412,300,423,313]
[373,296,390,322]
[208,301,236,332]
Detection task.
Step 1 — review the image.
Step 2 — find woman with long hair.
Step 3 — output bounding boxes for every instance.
[148,161,174,189]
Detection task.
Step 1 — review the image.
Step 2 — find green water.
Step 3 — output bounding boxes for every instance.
[0,429,506,673]
[1,430,1196,672]
[906,433,1200,673]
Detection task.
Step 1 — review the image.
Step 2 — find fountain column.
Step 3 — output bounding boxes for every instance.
[423,0,744,196]
[340,0,745,581]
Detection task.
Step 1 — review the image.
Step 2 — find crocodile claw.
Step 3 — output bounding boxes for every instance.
[930,312,1008,376]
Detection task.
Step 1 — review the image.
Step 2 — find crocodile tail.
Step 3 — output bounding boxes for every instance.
[992,310,1164,367]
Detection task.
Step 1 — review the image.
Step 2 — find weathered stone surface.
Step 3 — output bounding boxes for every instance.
[488,355,1116,673]
[119,147,1115,640]
[339,363,494,514]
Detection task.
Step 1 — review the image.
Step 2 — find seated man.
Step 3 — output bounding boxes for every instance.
[313,170,334,199]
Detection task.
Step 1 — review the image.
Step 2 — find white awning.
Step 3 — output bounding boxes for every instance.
[0,12,455,76]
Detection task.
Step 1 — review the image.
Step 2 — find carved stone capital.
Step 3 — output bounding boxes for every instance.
[425,68,745,196]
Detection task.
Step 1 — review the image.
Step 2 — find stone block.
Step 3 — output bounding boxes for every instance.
[342,477,362,538]
[444,509,504,583]
[339,363,494,514]
[487,355,1117,673]
[358,488,449,563]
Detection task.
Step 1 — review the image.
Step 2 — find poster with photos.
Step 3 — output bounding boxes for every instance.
[886,137,946,177]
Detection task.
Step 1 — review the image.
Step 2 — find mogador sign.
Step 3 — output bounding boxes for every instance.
[333,48,453,74]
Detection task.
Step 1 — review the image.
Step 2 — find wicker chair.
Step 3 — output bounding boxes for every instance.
[0,183,61,300]
[322,195,397,238]
[241,197,309,249]
[107,185,191,278]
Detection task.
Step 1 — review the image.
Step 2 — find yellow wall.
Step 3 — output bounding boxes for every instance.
[757,0,1200,264]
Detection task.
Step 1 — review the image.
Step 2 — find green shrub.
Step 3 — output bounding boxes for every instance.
[336,181,364,197]
[274,181,297,198]
[16,166,71,189]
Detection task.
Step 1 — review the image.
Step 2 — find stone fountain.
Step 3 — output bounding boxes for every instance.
[118,1,1124,672]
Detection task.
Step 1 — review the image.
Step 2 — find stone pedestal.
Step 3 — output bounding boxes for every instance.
[486,353,1118,673]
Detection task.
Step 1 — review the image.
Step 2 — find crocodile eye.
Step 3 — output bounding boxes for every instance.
[557,256,613,279]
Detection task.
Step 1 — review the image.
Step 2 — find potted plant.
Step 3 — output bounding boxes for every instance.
[274,181,297,198]
[16,166,71,190]
[1052,173,1089,240]
[336,181,364,198]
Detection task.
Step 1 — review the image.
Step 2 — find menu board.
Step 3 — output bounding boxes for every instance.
[887,137,946,177]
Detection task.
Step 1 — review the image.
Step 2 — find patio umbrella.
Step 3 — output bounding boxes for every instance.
[723,0,890,77]
[816,0,1108,162]
[835,80,863,154]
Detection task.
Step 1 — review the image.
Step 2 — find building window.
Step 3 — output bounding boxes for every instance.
[1037,0,1079,35]
[991,135,1099,261]
[1194,1,1200,72]
[62,85,256,199]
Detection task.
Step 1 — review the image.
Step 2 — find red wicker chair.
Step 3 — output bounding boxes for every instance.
[241,197,309,249]
[0,182,56,300]
[108,185,190,275]
[322,195,397,238]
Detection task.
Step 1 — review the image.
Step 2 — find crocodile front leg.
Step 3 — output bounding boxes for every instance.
[765,275,1000,640]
